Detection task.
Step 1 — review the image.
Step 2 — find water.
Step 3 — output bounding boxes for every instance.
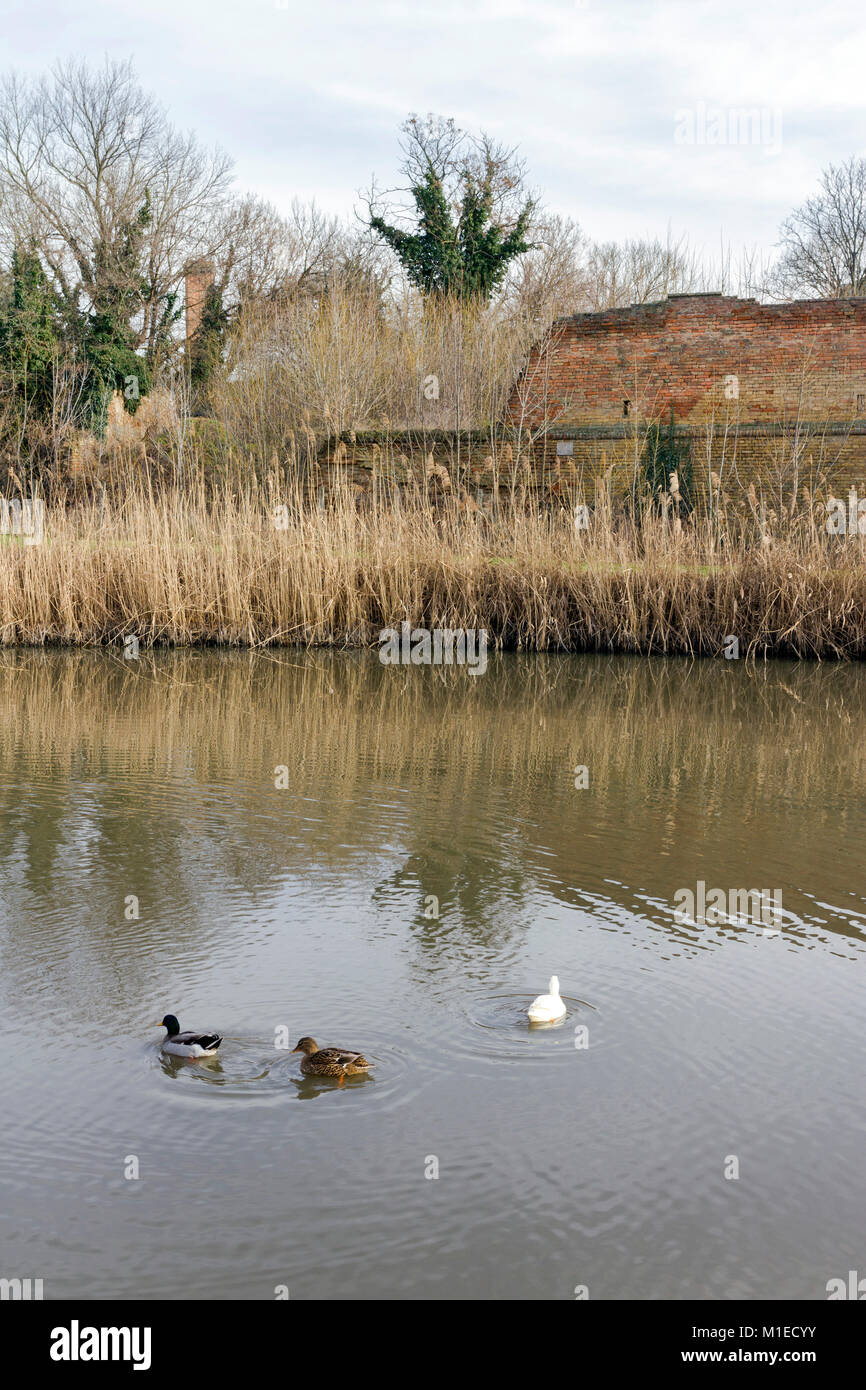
[0,648,864,1301]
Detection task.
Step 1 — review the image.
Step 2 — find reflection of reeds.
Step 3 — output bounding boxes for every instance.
[2,480,866,657]
[2,650,865,949]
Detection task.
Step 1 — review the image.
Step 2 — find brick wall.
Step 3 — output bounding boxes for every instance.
[317,420,866,504]
[504,293,866,496]
[509,293,866,428]
[185,260,215,344]
[310,299,866,502]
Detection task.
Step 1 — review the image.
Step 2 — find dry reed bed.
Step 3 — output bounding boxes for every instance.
[1,487,865,658]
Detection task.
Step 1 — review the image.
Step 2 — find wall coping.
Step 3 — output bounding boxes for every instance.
[322,421,866,451]
[551,293,866,330]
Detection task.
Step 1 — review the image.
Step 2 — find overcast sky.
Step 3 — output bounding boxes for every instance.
[3,0,865,265]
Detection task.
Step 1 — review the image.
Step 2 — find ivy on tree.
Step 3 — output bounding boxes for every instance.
[84,193,153,432]
[368,115,535,302]
[189,282,230,387]
[640,408,694,515]
[0,243,58,419]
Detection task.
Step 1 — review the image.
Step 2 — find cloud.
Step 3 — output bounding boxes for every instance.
[1,0,863,254]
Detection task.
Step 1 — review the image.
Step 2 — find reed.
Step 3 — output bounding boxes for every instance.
[1,470,865,658]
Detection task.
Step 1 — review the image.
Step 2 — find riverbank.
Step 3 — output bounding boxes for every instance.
[1,484,864,658]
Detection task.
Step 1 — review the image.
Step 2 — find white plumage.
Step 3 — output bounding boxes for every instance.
[527,975,567,1023]
[162,1037,220,1058]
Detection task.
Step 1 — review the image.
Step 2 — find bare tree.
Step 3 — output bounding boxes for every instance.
[0,58,232,353]
[773,157,866,298]
[503,214,588,329]
[377,113,536,228]
[582,234,705,310]
[203,195,390,323]
[207,196,342,308]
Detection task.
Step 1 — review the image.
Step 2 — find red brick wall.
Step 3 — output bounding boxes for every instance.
[509,294,866,429]
[185,260,215,343]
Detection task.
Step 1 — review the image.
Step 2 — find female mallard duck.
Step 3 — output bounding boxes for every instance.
[291,1037,372,1083]
[156,1014,222,1058]
[527,975,567,1023]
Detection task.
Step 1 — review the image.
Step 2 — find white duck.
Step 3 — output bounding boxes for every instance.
[527,975,567,1023]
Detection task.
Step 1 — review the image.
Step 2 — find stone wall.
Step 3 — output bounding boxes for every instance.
[317,420,866,505]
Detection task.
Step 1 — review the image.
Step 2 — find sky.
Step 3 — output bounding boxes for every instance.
[2,0,865,267]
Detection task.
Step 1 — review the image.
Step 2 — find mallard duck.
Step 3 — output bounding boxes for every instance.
[291,1037,372,1083]
[528,975,567,1023]
[156,1014,222,1057]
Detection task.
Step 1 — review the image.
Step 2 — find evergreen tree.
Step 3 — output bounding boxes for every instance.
[0,244,58,419]
[84,194,152,432]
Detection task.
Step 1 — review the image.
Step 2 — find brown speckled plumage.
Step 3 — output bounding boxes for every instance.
[292,1036,371,1078]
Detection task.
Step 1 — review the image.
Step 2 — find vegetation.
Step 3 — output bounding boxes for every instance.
[189,281,229,389]
[0,60,864,659]
[0,244,58,420]
[1,455,865,658]
[640,409,694,515]
[84,196,155,432]
[0,58,784,485]
[773,156,866,299]
[367,116,535,301]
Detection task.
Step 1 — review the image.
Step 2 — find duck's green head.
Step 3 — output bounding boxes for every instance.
[291,1037,318,1055]
[158,1014,180,1036]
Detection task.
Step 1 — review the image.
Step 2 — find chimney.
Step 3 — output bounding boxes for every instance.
[185,259,215,343]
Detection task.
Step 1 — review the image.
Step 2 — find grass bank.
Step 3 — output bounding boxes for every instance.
[1,482,865,658]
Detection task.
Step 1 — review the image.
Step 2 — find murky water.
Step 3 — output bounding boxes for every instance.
[0,648,864,1300]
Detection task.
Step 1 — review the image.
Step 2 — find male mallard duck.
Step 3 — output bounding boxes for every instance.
[156,1014,222,1057]
[528,975,567,1023]
[291,1037,372,1083]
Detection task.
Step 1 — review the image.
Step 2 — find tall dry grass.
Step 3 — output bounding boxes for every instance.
[2,470,865,657]
[3,281,865,660]
[207,283,547,467]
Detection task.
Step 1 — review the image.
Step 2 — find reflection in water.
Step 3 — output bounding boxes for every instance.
[0,648,864,1299]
